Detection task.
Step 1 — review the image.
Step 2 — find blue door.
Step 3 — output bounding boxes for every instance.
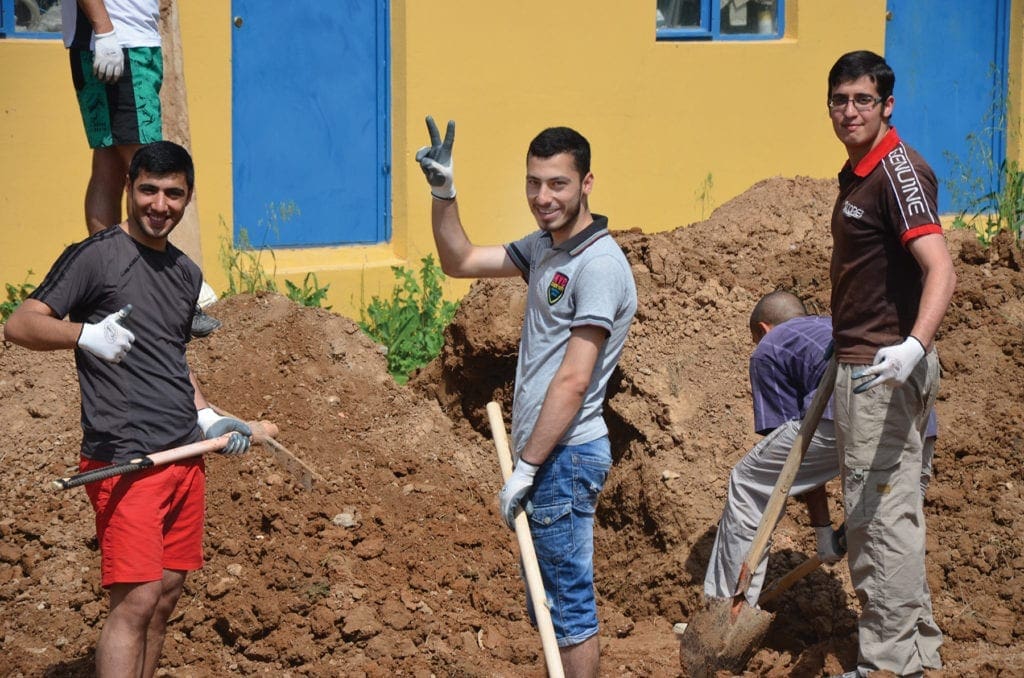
[231,2,390,247]
[884,1,1010,213]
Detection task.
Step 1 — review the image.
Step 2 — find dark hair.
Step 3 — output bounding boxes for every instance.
[527,127,591,176]
[827,50,895,101]
[128,141,195,190]
[750,290,806,336]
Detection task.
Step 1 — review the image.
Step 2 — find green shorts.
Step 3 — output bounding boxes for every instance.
[70,46,163,149]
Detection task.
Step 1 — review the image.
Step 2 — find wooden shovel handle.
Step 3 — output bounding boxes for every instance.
[734,357,838,599]
[486,402,565,678]
[52,435,231,490]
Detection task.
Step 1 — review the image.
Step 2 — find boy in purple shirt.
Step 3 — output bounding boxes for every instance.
[704,291,936,605]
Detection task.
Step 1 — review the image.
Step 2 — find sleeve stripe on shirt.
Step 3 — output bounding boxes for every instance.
[880,143,940,232]
[899,223,944,246]
[504,243,530,279]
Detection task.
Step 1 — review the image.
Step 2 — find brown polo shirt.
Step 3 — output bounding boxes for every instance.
[830,127,944,363]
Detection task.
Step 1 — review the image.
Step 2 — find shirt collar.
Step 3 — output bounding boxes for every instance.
[551,214,610,255]
[849,127,901,178]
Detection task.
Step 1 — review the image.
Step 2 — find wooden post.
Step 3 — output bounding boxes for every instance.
[159,0,204,268]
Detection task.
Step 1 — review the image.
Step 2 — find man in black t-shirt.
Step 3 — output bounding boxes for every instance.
[4,141,250,677]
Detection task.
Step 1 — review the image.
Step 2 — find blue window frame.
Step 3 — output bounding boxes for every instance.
[1,0,62,38]
[657,0,784,41]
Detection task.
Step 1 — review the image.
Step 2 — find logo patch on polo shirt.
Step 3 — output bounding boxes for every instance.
[548,272,569,305]
[842,200,865,219]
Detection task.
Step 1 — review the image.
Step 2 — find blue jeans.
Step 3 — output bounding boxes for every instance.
[524,436,612,647]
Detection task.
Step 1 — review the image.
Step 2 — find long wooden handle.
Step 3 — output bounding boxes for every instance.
[757,555,823,606]
[734,357,838,598]
[486,402,565,678]
[52,435,231,490]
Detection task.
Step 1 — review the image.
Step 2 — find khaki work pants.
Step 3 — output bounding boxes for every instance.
[835,352,943,676]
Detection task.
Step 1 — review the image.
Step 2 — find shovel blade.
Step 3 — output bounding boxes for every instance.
[679,597,774,677]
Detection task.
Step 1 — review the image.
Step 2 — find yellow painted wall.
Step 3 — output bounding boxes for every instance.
[1,0,1008,321]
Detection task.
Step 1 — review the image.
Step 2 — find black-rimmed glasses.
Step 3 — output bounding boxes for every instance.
[827,94,884,112]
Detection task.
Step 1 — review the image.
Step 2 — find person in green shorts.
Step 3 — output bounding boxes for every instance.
[63,0,163,236]
[62,0,221,338]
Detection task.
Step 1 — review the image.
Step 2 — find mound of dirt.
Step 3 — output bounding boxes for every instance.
[1,176,1021,677]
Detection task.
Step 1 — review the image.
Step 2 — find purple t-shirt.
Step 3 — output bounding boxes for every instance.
[749,315,835,435]
[749,314,938,438]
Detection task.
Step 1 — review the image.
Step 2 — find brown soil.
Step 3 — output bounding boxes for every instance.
[2,176,1022,677]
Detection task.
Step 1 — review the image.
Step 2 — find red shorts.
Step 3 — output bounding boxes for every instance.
[81,457,206,587]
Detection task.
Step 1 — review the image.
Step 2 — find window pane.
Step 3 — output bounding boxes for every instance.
[657,0,701,29]
[720,0,777,35]
[14,0,63,33]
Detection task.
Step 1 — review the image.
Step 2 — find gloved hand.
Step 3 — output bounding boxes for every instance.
[77,305,135,363]
[92,30,125,83]
[814,524,846,564]
[415,116,456,200]
[498,459,539,530]
[196,407,252,456]
[852,336,925,393]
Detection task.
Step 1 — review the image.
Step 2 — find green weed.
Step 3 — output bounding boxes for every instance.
[358,254,458,384]
[285,272,332,310]
[949,157,1024,247]
[219,222,279,296]
[1,271,36,323]
[695,172,714,221]
[944,87,1022,248]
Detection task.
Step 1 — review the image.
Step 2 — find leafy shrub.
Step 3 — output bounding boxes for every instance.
[1,272,36,323]
[285,272,332,310]
[358,255,458,384]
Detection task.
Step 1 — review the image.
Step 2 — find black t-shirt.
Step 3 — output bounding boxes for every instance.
[31,226,204,462]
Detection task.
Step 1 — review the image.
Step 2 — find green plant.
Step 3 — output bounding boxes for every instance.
[219,222,279,296]
[219,202,303,297]
[1,271,36,323]
[949,157,1024,247]
[358,254,459,384]
[285,272,332,310]
[695,172,714,221]
[944,85,1022,248]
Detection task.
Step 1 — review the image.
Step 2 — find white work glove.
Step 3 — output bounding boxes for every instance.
[498,459,539,530]
[77,305,135,363]
[415,115,456,200]
[852,336,925,393]
[197,407,252,456]
[814,524,845,565]
[92,30,125,84]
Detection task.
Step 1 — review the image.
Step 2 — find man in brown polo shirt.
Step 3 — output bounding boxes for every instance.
[825,50,956,678]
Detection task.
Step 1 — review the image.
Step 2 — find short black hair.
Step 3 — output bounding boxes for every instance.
[527,127,591,177]
[827,50,895,101]
[128,141,195,191]
[750,290,807,336]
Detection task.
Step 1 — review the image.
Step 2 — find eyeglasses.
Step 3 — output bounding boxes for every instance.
[828,94,884,112]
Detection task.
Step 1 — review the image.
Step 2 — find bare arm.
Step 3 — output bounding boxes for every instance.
[189,369,211,411]
[431,198,521,279]
[517,325,607,466]
[907,233,956,349]
[75,0,115,34]
[2,299,82,351]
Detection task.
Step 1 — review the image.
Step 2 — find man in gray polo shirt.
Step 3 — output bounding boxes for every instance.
[417,117,636,677]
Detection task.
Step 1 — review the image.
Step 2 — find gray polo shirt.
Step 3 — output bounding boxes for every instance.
[504,215,637,455]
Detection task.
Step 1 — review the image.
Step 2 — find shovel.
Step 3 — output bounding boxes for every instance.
[679,357,837,676]
[486,401,565,678]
